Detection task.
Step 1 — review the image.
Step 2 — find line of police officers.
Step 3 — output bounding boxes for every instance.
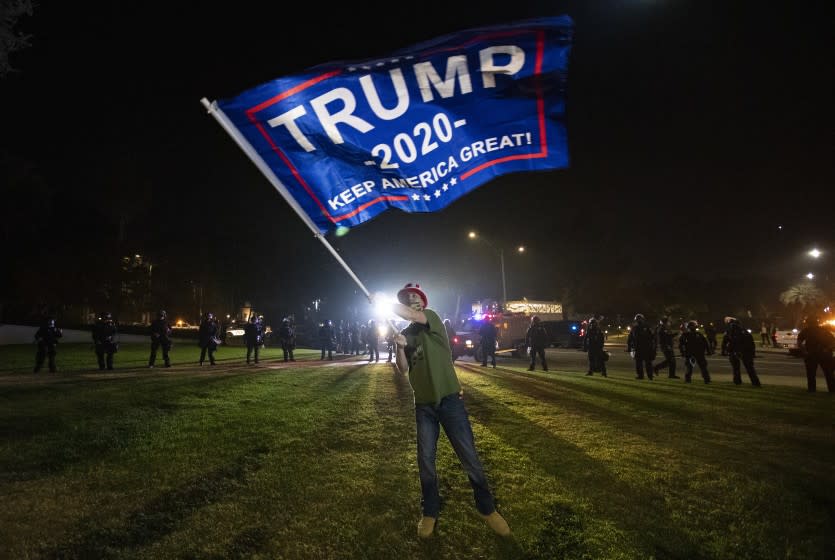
[621,312,834,391]
[31,310,298,371]
[30,311,834,392]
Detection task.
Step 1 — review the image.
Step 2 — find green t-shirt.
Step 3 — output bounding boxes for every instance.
[402,309,461,405]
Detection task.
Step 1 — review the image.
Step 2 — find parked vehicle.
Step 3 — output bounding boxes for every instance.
[773,328,800,356]
[541,320,585,348]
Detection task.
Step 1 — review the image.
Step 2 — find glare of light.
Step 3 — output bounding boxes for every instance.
[809,248,821,258]
[468,231,477,239]
[806,272,815,279]
[176,319,183,327]
[377,325,388,338]
[517,246,525,253]
[373,292,397,319]
[473,312,484,320]
[335,226,350,237]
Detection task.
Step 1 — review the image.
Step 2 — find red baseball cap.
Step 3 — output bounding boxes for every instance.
[397,283,428,307]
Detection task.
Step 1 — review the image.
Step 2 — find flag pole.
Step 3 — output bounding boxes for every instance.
[200,98,373,303]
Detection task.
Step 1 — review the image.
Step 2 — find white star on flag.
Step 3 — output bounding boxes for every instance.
[442,184,449,192]
[423,194,431,201]
[449,177,458,186]
[411,193,421,201]
[434,190,441,198]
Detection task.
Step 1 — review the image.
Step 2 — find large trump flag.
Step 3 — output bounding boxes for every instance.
[207,16,573,235]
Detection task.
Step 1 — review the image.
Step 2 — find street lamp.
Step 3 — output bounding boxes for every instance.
[468,231,524,304]
[809,248,822,259]
[806,272,815,280]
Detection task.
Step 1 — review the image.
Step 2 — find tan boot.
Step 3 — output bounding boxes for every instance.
[483,511,511,537]
[417,516,436,538]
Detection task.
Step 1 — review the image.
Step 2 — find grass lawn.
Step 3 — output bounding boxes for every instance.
[0,342,832,559]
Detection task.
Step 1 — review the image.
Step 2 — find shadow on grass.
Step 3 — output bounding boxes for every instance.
[468,365,831,473]
[460,381,713,560]
[39,446,271,559]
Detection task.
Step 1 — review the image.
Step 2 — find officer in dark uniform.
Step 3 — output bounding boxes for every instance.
[244,315,263,364]
[319,320,335,360]
[385,323,396,363]
[349,321,361,355]
[583,317,607,377]
[34,318,62,373]
[367,319,380,362]
[479,318,498,368]
[627,313,656,380]
[525,316,549,371]
[653,317,680,379]
[796,314,835,392]
[198,312,219,366]
[679,320,711,384]
[721,318,761,387]
[92,312,118,370]
[149,310,173,368]
[704,322,718,354]
[278,318,296,362]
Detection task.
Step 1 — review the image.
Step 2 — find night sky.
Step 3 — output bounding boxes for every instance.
[1,1,832,322]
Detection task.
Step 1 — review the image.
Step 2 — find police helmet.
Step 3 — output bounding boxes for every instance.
[250,315,257,323]
[47,318,56,327]
[206,312,214,320]
[687,320,698,331]
[158,310,167,319]
[634,313,645,323]
[659,316,669,325]
[103,312,113,321]
[282,317,290,324]
[589,317,598,325]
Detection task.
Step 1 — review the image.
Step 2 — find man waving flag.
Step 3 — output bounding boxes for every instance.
[204,16,573,236]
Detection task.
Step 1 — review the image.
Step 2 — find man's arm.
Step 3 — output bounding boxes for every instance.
[394,333,410,374]
[392,302,426,325]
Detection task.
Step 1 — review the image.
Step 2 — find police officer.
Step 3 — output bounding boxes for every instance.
[653,317,680,379]
[367,319,380,363]
[319,320,335,360]
[627,313,656,380]
[704,322,718,354]
[679,321,712,384]
[525,316,549,372]
[34,317,62,373]
[722,318,761,387]
[92,312,118,370]
[479,318,498,368]
[583,317,607,377]
[244,315,263,364]
[796,314,835,392]
[278,317,296,362]
[385,323,396,363]
[198,312,219,366]
[148,309,173,368]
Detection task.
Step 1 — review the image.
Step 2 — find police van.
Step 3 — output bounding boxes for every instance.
[450,299,563,361]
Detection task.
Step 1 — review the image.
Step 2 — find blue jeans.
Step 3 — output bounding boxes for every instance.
[415,393,496,517]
